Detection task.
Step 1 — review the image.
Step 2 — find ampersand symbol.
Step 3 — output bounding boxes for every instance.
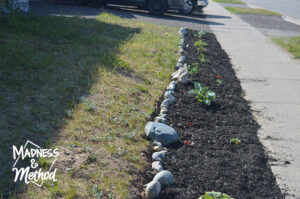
[30,159,38,169]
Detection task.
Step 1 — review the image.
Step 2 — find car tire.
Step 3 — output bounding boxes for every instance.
[65,0,89,5]
[148,0,167,15]
[90,0,106,7]
[179,0,195,15]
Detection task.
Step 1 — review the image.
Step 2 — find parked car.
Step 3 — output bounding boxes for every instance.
[61,0,208,15]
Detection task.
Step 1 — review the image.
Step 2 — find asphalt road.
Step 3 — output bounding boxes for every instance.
[216,1,300,37]
[242,0,300,24]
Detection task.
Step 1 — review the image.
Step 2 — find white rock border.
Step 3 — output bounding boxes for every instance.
[144,27,189,199]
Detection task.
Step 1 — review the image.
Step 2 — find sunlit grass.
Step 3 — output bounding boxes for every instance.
[272,36,300,59]
[214,0,246,5]
[225,7,281,15]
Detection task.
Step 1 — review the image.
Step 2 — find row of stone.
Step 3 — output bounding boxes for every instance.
[144,27,189,199]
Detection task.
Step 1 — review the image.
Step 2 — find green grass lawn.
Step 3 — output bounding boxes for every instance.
[213,0,246,5]
[272,37,300,58]
[0,13,179,198]
[225,7,281,15]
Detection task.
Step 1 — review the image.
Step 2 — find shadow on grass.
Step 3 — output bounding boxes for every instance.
[0,13,139,197]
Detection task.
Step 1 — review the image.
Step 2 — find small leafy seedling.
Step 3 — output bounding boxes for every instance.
[189,82,216,106]
[194,39,207,52]
[197,30,205,38]
[216,75,222,85]
[230,138,241,146]
[188,65,199,75]
[194,37,208,63]
[199,191,233,199]
[199,53,207,63]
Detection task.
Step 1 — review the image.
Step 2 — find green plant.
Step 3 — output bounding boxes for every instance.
[85,153,97,164]
[230,138,241,146]
[38,157,52,169]
[194,37,207,63]
[216,75,222,85]
[197,30,205,38]
[199,53,207,63]
[188,65,199,75]
[108,193,115,199]
[199,191,232,199]
[194,39,207,52]
[189,82,216,106]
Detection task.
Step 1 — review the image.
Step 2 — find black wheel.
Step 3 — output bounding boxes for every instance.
[65,0,88,6]
[137,6,145,9]
[179,0,195,15]
[90,0,106,7]
[148,0,167,15]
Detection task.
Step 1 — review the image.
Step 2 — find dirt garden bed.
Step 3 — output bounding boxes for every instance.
[151,30,284,199]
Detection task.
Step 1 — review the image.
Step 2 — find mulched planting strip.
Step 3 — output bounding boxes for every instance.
[159,30,283,199]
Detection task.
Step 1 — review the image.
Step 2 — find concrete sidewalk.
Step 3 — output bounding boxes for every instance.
[205,2,300,198]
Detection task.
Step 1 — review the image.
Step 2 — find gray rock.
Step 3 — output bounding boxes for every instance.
[179,27,187,35]
[153,170,174,188]
[180,37,186,44]
[152,161,164,171]
[179,44,185,51]
[178,56,186,63]
[179,38,185,45]
[178,47,185,55]
[153,140,163,147]
[157,113,167,119]
[160,99,171,108]
[176,62,184,69]
[145,181,161,199]
[172,64,189,84]
[154,117,167,124]
[165,90,174,95]
[166,81,176,91]
[145,122,179,146]
[164,91,176,104]
[160,107,168,114]
[153,145,167,152]
[152,151,167,161]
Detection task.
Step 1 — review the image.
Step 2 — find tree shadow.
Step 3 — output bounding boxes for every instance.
[0,13,139,197]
